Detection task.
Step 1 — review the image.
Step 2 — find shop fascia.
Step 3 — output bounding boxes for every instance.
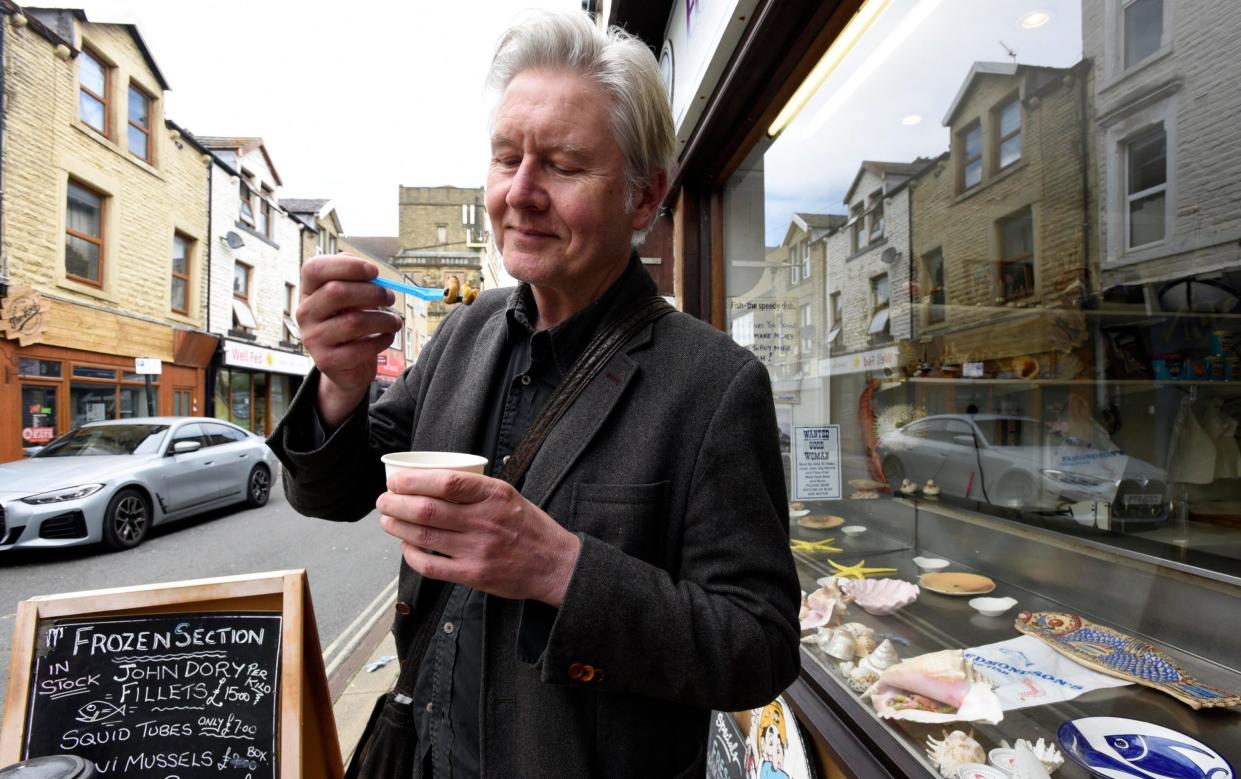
[222,340,312,376]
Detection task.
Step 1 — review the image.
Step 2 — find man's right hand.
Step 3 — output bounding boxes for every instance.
[298,254,403,429]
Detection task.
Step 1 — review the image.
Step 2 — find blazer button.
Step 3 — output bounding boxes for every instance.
[394,601,411,615]
[568,662,584,680]
[580,665,595,682]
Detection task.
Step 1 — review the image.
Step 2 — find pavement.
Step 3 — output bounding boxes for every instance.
[332,600,399,764]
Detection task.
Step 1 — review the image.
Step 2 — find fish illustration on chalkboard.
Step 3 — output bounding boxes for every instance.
[1015,611,1240,709]
[1058,718,1234,779]
[76,699,126,723]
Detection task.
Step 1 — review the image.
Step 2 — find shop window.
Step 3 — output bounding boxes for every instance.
[270,374,292,425]
[995,94,1022,170]
[258,199,272,238]
[66,180,106,286]
[1125,124,1167,248]
[868,274,890,338]
[1124,0,1163,69]
[73,365,117,380]
[923,248,946,323]
[849,202,865,253]
[801,242,812,280]
[789,255,801,286]
[998,208,1035,301]
[119,385,156,418]
[20,385,58,454]
[800,303,813,358]
[959,121,982,191]
[239,182,255,226]
[71,383,115,428]
[171,233,192,314]
[19,358,62,379]
[78,48,109,136]
[233,262,258,331]
[229,370,252,429]
[127,83,152,163]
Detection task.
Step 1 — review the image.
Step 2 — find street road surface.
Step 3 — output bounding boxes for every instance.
[0,477,399,720]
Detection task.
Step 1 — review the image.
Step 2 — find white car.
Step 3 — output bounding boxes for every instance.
[0,417,278,551]
[877,414,1168,522]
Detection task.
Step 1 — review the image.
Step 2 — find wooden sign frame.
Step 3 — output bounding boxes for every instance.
[0,570,342,778]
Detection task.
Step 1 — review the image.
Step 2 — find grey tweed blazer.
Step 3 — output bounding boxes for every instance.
[269,262,801,778]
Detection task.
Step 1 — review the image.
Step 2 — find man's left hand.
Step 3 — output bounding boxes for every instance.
[376,470,582,607]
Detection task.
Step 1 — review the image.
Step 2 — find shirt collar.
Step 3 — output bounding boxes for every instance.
[504,251,658,375]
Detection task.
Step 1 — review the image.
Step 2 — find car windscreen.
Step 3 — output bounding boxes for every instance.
[35,424,170,456]
[975,419,1053,447]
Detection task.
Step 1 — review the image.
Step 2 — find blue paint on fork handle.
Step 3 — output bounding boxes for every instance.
[369,276,445,301]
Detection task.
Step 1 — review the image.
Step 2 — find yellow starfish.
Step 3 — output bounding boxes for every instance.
[790,538,843,554]
[828,559,898,579]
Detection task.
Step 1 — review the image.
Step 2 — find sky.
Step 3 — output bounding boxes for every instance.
[763,0,1084,245]
[71,0,581,236]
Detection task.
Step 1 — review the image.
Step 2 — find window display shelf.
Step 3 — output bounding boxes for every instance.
[792,526,1241,778]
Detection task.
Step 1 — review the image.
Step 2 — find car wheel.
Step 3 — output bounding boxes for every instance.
[247,465,271,507]
[994,472,1037,508]
[882,456,906,492]
[102,488,151,551]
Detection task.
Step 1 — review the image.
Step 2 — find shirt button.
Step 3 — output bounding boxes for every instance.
[425,702,435,713]
[502,455,511,465]
[394,602,411,615]
[568,662,584,680]
[520,374,531,386]
[443,622,455,634]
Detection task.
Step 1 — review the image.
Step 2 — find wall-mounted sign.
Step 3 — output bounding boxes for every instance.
[822,346,901,377]
[662,0,759,137]
[223,341,312,377]
[1,286,51,346]
[793,425,841,501]
[21,427,54,444]
[134,357,163,375]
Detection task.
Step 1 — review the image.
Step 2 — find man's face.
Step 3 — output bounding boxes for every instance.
[487,69,651,296]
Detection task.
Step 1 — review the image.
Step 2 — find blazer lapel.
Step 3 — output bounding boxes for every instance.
[521,320,658,508]
[446,308,509,453]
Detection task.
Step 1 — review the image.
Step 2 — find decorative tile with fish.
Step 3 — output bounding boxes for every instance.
[1058,716,1233,779]
[1014,611,1240,710]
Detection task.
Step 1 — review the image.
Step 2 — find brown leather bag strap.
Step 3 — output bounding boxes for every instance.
[500,295,675,486]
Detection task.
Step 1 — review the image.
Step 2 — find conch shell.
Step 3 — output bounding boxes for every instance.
[803,579,851,629]
[1013,738,1062,774]
[925,730,985,778]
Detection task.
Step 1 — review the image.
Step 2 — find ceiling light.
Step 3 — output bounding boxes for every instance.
[1020,11,1051,29]
[767,0,894,138]
[901,114,922,126]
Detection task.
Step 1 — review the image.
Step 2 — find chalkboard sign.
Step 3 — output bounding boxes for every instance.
[23,613,282,775]
[2,570,343,778]
[706,710,746,779]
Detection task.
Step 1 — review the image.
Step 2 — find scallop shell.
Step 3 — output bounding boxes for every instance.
[842,578,920,615]
[1013,738,1063,774]
[925,730,985,778]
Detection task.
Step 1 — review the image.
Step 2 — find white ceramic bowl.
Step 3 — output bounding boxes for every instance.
[987,748,1018,775]
[381,451,489,480]
[957,764,1008,779]
[789,509,811,519]
[912,556,950,571]
[968,596,1018,617]
[841,525,868,536]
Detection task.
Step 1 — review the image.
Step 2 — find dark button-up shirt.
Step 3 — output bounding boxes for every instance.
[410,271,626,778]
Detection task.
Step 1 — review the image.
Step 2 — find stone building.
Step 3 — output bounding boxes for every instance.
[907,61,1096,380]
[197,137,309,436]
[0,3,214,463]
[394,185,488,333]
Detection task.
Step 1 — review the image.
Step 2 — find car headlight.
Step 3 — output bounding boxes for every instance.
[21,484,105,504]
[1040,469,1113,488]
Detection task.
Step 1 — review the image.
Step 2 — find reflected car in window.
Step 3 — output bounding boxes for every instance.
[877,414,1168,522]
[0,417,278,552]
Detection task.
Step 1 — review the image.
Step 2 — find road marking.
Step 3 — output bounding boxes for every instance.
[323,576,398,676]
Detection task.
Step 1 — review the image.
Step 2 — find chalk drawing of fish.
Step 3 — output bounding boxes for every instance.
[76,700,125,723]
[1058,719,1233,779]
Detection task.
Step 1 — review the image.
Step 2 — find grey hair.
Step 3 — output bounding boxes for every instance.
[486,9,676,243]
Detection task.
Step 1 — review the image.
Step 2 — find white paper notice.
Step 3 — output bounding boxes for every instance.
[793,425,841,501]
[965,635,1130,711]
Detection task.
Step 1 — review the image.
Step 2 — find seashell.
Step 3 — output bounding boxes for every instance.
[900,478,919,494]
[838,622,876,642]
[848,665,880,692]
[924,480,941,496]
[1013,739,1062,774]
[853,633,878,657]
[1010,742,1052,779]
[842,578,920,616]
[824,630,856,661]
[926,730,986,778]
[859,639,900,674]
[838,660,856,676]
[813,627,838,655]
[806,580,851,627]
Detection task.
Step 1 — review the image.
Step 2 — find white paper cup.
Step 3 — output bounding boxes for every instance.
[381,451,489,481]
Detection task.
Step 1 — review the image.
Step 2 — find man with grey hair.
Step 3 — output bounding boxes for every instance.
[270,9,799,777]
